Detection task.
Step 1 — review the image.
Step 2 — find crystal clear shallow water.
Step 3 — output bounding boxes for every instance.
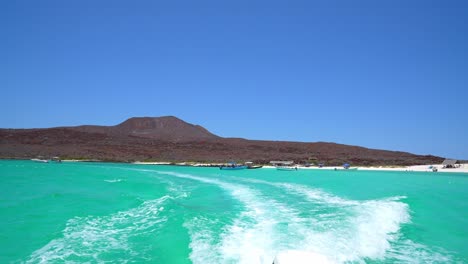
[0,160,467,263]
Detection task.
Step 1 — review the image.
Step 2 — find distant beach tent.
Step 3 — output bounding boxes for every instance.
[442,159,457,168]
[318,163,324,168]
[343,163,350,169]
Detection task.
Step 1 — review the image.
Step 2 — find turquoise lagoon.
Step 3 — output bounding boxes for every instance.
[0,160,467,263]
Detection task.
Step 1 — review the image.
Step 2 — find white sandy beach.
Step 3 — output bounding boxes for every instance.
[294,164,468,173]
[132,162,468,173]
[132,161,173,165]
[235,164,468,173]
[358,164,468,173]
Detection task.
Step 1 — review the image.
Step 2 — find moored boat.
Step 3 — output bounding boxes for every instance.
[31,158,49,163]
[220,165,248,170]
[245,161,263,169]
[219,162,247,170]
[51,156,62,163]
[270,161,298,171]
[276,166,298,171]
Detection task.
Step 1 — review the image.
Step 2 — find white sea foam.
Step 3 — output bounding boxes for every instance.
[104,179,123,183]
[235,178,452,263]
[98,168,451,263]
[385,239,453,263]
[275,182,410,262]
[158,171,300,264]
[273,250,334,264]
[183,216,222,263]
[26,195,170,263]
[158,176,191,199]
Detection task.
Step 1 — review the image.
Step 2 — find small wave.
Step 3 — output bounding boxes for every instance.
[104,179,123,183]
[26,195,170,263]
[386,239,453,263]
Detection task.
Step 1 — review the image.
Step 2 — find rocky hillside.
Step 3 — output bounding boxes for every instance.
[0,116,444,165]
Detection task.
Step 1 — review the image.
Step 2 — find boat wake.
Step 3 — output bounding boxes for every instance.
[158,171,452,263]
[157,171,301,264]
[31,164,452,264]
[26,195,170,263]
[235,177,453,263]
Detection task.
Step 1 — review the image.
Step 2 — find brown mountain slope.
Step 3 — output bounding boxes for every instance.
[66,116,219,141]
[114,116,219,140]
[0,116,443,165]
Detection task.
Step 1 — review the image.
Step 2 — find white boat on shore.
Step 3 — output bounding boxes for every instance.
[270,161,298,171]
[276,166,298,171]
[31,158,49,163]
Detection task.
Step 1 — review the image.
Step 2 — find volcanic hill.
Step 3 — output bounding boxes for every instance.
[0,116,443,165]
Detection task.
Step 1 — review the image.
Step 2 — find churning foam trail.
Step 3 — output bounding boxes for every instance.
[26,195,170,264]
[157,171,303,264]
[235,178,453,263]
[275,182,410,261]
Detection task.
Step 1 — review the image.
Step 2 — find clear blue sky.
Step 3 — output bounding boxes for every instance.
[1,1,467,159]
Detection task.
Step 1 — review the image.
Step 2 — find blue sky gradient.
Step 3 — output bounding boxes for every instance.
[1,1,467,159]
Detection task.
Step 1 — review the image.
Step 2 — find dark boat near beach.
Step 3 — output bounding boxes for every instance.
[219,162,247,170]
[220,165,247,170]
[245,162,263,169]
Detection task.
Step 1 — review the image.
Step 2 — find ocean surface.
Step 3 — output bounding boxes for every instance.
[0,160,467,263]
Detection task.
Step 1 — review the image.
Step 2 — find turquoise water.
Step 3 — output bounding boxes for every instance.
[0,160,467,263]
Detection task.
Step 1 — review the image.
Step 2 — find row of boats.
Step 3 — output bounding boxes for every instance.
[219,161,298,171]
[220,161,357,171]
[31,158,350,171]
